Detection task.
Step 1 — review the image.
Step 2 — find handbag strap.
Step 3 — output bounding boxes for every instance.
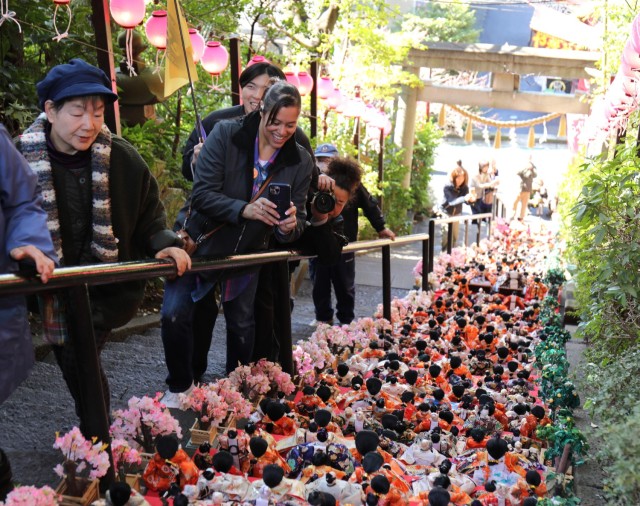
[194,174,275,245]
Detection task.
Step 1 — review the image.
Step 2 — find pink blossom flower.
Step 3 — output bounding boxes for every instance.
[1,485,58,505]
[110,395,182,452]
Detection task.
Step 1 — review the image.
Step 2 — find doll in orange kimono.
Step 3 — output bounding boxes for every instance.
[142,435,199,492]
[294,385,327,418]
[258,401,298,436]
[246,436,291,478]
[349,451,411,497]
[366,474,407,506]
[508,469,548,503]
[519,405,551,440]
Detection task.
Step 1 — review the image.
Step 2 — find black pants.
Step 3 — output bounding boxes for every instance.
[52,328,110,437]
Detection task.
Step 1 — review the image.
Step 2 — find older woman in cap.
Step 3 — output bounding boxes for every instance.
[16,58,190,434]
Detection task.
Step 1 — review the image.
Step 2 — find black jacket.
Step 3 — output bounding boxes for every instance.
[184,111,313,259]
[341,184,386,242]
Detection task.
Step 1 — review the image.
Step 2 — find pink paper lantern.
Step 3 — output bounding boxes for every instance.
[53,0,70,4]
[247,55,270,66]
[189,29,206,64]
[317,76,334,99]
[284,71,300,88]
[144,10,167,50]
[362,105,378,124]
[110,0,146,29]
[201,41,229,76]
[326,87,342,110]
[296,72,314,96]
[342,98,366,119]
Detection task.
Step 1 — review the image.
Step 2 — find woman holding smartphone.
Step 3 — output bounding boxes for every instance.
[161,81,313,404]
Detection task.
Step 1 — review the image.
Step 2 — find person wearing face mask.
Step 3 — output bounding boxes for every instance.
[161,82,314,405]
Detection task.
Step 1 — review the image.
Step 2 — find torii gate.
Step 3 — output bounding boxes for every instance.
[394,42,600,186]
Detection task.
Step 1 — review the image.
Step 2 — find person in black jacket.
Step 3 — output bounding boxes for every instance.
[309,144,395,326]
[161,82,313,404]
[178,63,320,382]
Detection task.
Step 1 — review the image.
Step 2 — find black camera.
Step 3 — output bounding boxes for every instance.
[312,191,336,214]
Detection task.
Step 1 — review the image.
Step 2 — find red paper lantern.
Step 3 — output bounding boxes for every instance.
[144,10,167,50]
[284,71,300,88]
[201,41,229,76]
[110,0,146,29]
[53,0,70,4]
[189,29,206,64]
[317,76,334,100]
[296,71,314,96]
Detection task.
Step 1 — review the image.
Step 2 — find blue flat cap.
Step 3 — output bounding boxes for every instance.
[36,58,118,110]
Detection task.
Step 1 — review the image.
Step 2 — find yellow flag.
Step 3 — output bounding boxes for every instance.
[164,0,198,97]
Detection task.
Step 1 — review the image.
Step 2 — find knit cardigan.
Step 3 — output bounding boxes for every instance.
[18,133,174,329]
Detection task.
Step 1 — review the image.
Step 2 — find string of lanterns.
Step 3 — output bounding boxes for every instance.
[2,0,383,132]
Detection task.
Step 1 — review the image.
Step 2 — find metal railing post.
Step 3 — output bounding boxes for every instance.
[464,221,469,247]
[67,284,116,489]
[476,217,482,244]
[447,223,453,254]
[422,236,429,292]
[382,245,391,321]
[277,260,294,375]
[427,220,435,277]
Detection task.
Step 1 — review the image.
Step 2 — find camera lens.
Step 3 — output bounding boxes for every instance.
[313,191,336,213]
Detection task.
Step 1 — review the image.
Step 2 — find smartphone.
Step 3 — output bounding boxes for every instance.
[267,183,291,220]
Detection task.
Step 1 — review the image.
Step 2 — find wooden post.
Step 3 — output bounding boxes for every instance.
[394,66,419,189]
[309,60,318,139]
[229,38,241,107]
[91,0,120,136]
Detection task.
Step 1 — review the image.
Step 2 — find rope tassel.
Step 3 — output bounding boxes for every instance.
[528,126,535,148]
[558,114,567,137]
[494,128,502,149]
[438,105,446,128]
[465,119,473,143]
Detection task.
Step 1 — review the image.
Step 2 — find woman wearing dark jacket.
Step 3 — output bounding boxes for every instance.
[441,160,475,250]
[161,82,313,404]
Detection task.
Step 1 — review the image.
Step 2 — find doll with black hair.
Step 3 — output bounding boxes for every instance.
[508,469,548,503]
[251,464,307,504]
[294,385,327,419]
[286,428,357,478]
[258,400,298,436]
[91,481,150,506]
[217,428,250,471]
[246,436,292,478]
[298,451,347,484]
[142,435,199,493]
[305,471,362,505]
[520,405,552,440]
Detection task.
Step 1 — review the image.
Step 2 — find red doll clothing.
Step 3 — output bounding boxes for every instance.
[142,448,199,492]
